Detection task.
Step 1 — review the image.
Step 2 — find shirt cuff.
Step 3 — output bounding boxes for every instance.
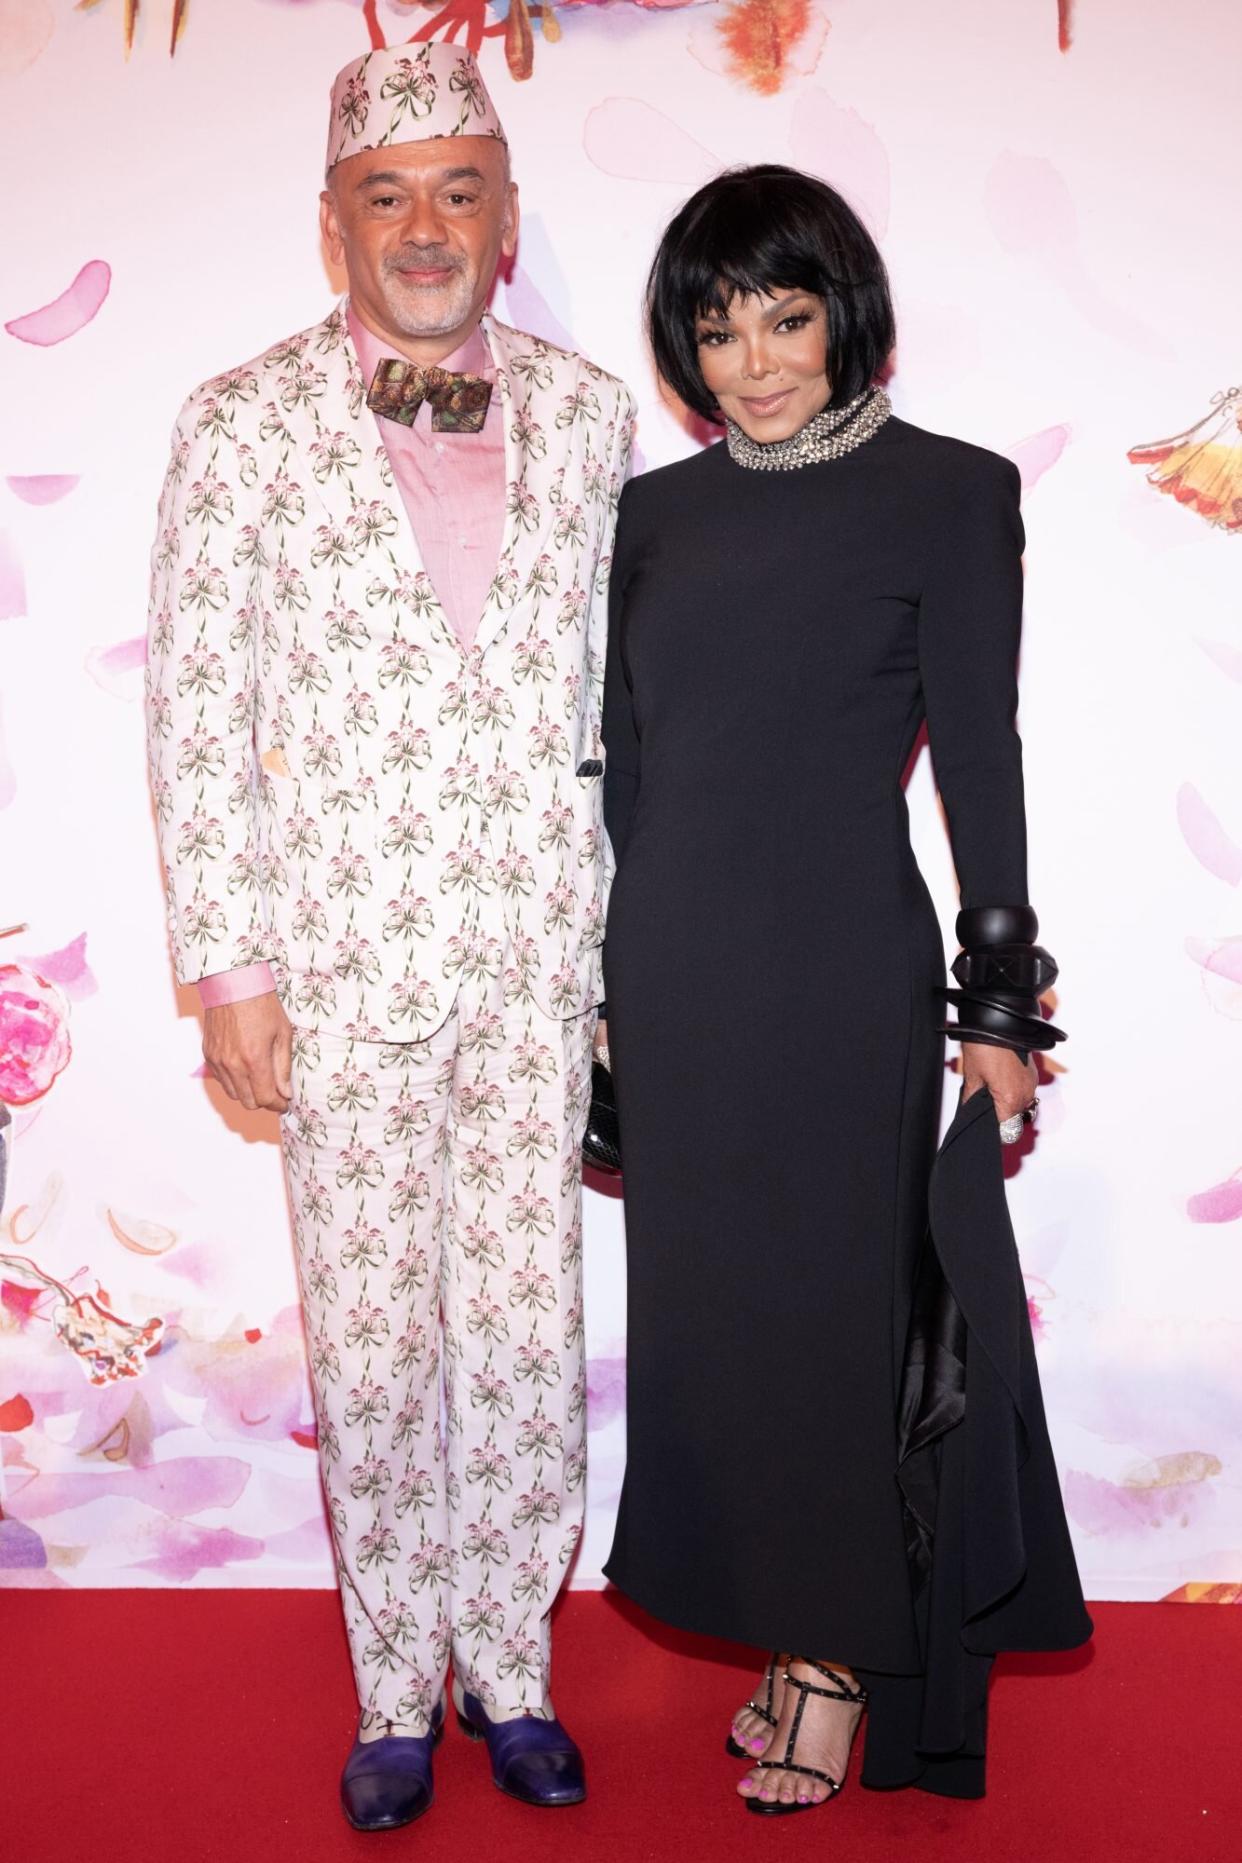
[197,962,277,1008]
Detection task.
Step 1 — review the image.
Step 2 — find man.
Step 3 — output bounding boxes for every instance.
[146,44,634,1832]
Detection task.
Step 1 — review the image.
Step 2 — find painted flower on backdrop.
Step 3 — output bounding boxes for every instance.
[0,965,72,1108]
[0,1252,163,1386]
[1128,387,1242,534]
[695,0,829,96]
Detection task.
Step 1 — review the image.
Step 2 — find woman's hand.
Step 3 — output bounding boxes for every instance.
[960,1041,1037,1124]
[593,1017,610,1064]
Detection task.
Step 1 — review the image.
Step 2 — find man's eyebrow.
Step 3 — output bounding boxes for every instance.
[354,165,488,193]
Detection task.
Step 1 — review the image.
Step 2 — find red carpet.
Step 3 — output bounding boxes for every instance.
[4,1590,1237,1862]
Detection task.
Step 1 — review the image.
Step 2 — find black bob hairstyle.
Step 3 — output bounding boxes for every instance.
[645,163,895,424]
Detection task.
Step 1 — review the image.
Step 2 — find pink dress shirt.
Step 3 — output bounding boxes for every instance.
[197,304,508,1009]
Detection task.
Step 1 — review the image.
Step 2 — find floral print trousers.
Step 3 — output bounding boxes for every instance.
[280,896,596,1733]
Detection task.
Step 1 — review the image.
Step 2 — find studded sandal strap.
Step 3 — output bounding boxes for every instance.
[750,1756,842,1795]
[743,1653,782,1726]
[789,1660,868,1706]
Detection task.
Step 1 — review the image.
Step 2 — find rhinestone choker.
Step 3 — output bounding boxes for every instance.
[724,387,892,471]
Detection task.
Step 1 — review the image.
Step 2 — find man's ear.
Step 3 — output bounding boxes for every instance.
[501,183,521,263]
[320,188,345,269]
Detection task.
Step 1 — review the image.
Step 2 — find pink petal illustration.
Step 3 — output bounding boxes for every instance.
[1186,1174,1242,1225]
[1006,424,1071,489]
[1186,936,1242,985]
[1197,640,1242,683]
[5,260,111,347]
[789,87,891,239]
[1064,1453,1221,1535]
[16,932,97,1001]
[5,475,79,506]
[127,1521,266,1582]
[584,98,719,186]
[0,528,26,619]
[1176,783,1242,886]
[1185,935,1242,1021]
[585,1355,627,1431]
[85,634,146,697]
[0,0,54,78]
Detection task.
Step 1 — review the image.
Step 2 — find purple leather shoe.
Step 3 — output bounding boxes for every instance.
[456,1691,586,1807]
[339,1700,445,1833]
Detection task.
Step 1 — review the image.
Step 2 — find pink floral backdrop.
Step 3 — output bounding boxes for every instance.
[2,0,1241,1599]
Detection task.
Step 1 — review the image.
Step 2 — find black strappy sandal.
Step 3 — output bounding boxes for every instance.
[724,1653,782,1759]
[743,1660,867,1815]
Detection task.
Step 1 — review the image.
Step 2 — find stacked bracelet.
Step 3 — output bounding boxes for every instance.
[936,906,1066,1056]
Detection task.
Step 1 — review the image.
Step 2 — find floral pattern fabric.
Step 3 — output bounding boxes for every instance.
[326,47,508,180]
[145,304,635,1040]
[282,884,594,1725]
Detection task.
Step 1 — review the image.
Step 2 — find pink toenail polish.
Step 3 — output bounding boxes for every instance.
[750,1738,764,1752]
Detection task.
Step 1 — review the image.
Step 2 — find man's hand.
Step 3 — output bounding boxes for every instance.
[203,993,294,1113]
[961,1040,1038,1124]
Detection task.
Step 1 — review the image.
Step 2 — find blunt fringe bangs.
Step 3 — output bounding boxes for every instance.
[646,164,895,422]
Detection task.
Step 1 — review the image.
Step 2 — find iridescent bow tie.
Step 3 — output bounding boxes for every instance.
[366,357,493,433]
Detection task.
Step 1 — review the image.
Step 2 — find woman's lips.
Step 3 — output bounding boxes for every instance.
[739,388,794,416]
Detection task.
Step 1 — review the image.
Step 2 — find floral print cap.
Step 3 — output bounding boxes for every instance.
[326,45,506,179]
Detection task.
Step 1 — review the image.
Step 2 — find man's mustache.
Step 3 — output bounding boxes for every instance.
[384,248,466,277]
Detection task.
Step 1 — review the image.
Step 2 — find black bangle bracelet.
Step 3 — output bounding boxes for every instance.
[956,905,1039,949]
[951,943,1059,995]
[939,987,1045,1025]
[936,991,1064,1052]
[940,1028,1033,1061]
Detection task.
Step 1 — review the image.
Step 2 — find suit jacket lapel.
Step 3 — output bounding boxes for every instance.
[285,303,463,662]
[472,314,557,661]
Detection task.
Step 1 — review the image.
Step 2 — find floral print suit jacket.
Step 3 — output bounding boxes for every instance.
[146,305,635,1038]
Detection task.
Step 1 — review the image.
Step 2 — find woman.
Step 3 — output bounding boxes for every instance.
[597,165,1089,1813]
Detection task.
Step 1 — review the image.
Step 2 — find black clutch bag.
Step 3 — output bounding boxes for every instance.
[582,1060,621,1174]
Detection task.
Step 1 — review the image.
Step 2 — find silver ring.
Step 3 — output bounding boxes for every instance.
[998,1113,1024,1145]
[594,1044,611,1071]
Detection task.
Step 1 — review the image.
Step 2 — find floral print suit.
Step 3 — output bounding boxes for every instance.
[147,304,635,1726]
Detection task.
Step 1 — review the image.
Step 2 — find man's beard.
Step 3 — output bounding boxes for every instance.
[379,250,477,338]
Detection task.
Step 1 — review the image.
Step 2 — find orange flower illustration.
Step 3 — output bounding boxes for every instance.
[1128,387,1242,534]
[715,0,825,96]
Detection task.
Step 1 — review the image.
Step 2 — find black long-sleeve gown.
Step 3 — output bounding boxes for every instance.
[599,415,1089,1796]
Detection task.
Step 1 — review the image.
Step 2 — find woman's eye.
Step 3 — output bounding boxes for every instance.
[777,314,812,332]
[697,330,731,347]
